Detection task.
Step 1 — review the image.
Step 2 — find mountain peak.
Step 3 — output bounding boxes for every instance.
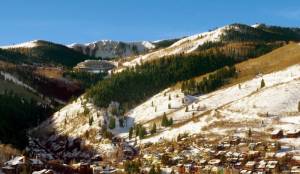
[0,40,40,49]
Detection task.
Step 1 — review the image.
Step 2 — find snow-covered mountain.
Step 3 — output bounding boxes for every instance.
[34,43,300,155]
[120,23,300,68]
[68,40,155,59]
[121,25,233,67]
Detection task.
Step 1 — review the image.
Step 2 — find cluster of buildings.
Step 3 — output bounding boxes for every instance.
[0,155,119,174]
[3,129,300,174]
[139,134,300,174]
[0,135,139,174]
[271,129,300,139]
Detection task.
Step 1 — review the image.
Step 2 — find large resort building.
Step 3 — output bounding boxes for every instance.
[74,60,116,74]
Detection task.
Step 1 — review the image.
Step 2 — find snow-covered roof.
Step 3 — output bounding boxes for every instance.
[4,156,24,166]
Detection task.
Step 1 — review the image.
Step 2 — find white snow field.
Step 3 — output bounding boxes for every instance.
[124,64,300,144]
[122,25,238,68]
[38,53,300,153]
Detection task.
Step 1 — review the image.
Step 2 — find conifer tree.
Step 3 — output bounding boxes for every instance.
[139,126,146,139]
[129,127,133,140]
[261,79,265,88]
[248,128,252,137]
[161,112,168,127]
[156,165,162,174]
[89,116,94,126]
[108,117,116,129]
[168,117,173,126]
[151,123,157,135]
[135,124,140,137]
[185,106,189,112]
[149,166,156,174]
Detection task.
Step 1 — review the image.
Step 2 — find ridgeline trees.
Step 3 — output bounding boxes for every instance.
[4,41,95,67]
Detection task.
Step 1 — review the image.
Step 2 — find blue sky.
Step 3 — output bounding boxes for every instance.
[1,0,300,45]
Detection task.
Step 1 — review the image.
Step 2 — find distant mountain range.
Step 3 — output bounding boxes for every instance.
[67,38,184,59]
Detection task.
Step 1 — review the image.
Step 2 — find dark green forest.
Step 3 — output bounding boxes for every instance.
[181,66,236,95]
[63,71,107,88]
[87,52,236,110]
[0,91,52,148]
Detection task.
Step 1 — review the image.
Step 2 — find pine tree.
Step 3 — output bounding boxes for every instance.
[156,165,162,174]
[84,106,90,116]
[248,128,252,137]
[135,124,140,137]
[168,117,173,126]
[298,101,300,112]
[168,103,171,109]
[139,126,146,139]
[108,117,116,129]
[89,116,94,126]
[185,106,189,112]
[129,127,133,140]
[161,113,168,127]
[169,94,171,101]
[149,166,156,174]
[261,79,265,88]
[151,123,157,135]
[119,118,124,127]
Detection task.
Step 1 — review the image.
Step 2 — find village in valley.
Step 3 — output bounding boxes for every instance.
[2,2,300,173]
[3,127,300,174]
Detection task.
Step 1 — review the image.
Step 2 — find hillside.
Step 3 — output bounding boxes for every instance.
[127,43,300,143]
[69,40,155,59]
[1,40,94,67]
[120,23,300,68]
[32,43,300,163]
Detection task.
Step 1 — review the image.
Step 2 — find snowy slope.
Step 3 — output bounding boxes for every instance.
[40,62,300,149]
[68,40,155,59]
[125,64,300,144]
[0,40,39,49]
[122,25,236,68]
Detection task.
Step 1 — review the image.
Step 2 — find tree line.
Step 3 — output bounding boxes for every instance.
[181,66,237,95]
[0,91,52,148]
[87,51,236,110]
